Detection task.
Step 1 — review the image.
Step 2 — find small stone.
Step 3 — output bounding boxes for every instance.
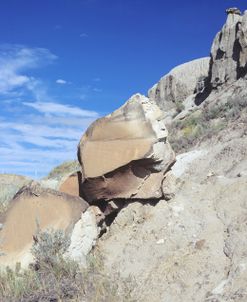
[156,239,165,245]
[195,239,206,250]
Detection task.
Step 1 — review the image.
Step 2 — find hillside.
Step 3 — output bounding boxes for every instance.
[0,7,247,302]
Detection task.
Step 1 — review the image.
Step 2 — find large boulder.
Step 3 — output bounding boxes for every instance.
[0,182,88,268]
[148,58,210,111]
[209,8,247,87]
[78,94,175,203]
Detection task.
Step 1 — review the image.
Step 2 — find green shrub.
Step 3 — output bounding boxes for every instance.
[31,228,71,269]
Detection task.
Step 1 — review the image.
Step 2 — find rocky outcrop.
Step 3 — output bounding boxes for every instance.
[148,58,210,111]
[96,125,247,301]
[78,94,175,203]
[209,9,247,88]
[0,182,89,268]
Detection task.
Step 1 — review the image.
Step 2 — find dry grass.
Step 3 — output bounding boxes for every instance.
[0,228,136,302]
[168,95,247,153]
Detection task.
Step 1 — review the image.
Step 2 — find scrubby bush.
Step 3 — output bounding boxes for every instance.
[0,228,135,301]
[31,228,70,269]
[175,100,185,114]
[169,95,246,153]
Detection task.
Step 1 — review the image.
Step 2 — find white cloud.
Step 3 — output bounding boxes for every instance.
[56,79,67,85]
[93,88,102,92]
[0,45,57,94]
[22,101,99,118]
[0,111,97,177]
[0,44,100,178]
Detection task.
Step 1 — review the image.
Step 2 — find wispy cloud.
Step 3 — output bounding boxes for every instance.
[93,77,101,82]
[0,44,56,94]
[0,44,99,178]
[80,33,88,38]
[56,79,67,85]
[22,101,99,118]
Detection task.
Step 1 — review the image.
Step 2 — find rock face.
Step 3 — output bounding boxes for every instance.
[148,58,210,111]
[78,94,175,203]
[0,182,88,268]
[210,9,247,87]
[59,171,83,197]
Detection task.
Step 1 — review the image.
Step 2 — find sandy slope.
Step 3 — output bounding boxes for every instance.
[96,123,247,302]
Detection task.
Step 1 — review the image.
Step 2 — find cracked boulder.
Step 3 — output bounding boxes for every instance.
[0,182,88,268]
[78,94,175,203]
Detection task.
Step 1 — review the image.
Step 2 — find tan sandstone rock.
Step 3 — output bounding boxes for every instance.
[0,182,88,268]
[78,94,175,203]
[59,171,83,197]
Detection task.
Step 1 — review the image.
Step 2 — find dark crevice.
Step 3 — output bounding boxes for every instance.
[92,197,163,237]
[237,62,247,79]
[194,78,212,106]
[233,38,242,62]
[194,54,213,105]
[104,211,119,227]
[219,31,223,43]
[216,48,225,60]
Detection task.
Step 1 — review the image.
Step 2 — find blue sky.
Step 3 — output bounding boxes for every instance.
[0,0,246,178]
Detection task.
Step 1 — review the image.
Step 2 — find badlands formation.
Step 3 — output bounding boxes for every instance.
[1,8,247,302]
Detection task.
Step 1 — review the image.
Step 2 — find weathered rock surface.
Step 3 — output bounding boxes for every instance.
[0,182,88,268]
[209,9,247,88]
[148,58,210,111]
[59,171,83,197]
[65,206,104,266]
[78,93,175,203]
